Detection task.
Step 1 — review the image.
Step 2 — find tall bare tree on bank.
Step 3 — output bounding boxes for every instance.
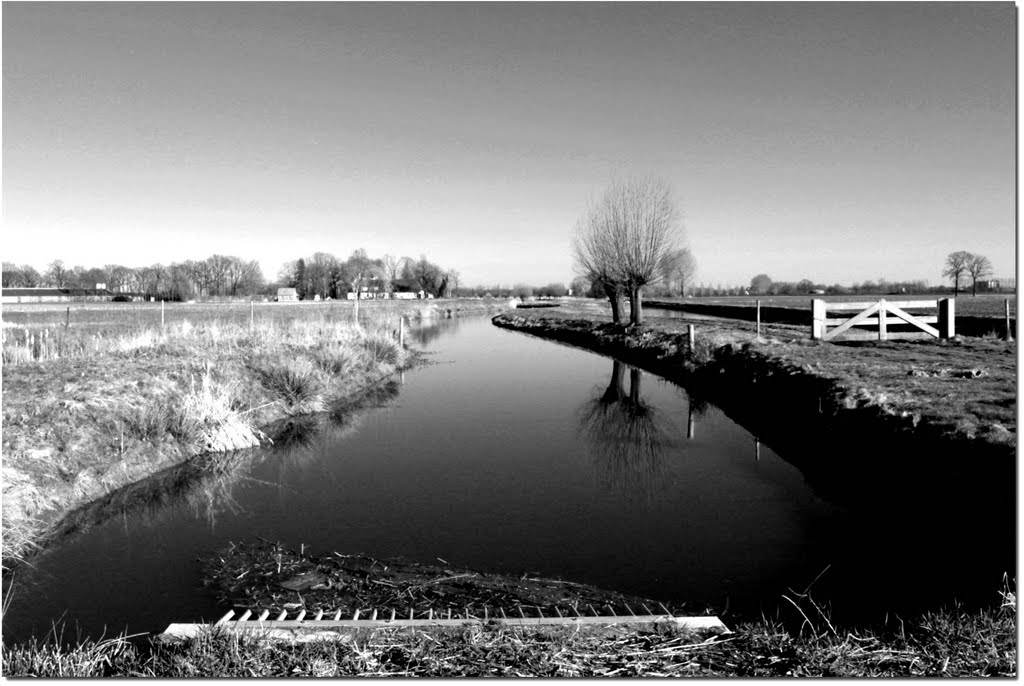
[966,253,993,296]
[573,178,681,326]
[943,250,973,296]
[573,207,626,323]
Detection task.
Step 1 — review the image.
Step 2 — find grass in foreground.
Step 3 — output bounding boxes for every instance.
[2,601,1015,677]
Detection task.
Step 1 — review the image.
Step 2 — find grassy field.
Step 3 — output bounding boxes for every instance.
[654,293,1015,318]
[1,298,507,339]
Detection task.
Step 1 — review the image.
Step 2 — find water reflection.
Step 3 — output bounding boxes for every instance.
[41,380,403,549]
[578,360,672,499]
[406,317,462,346]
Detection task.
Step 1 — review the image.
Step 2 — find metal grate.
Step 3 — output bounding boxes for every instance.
[162,603,728,640]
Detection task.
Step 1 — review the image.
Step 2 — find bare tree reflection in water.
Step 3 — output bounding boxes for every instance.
[578,361,673,501]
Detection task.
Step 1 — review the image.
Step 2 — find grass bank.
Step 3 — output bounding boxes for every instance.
[1,317,414,567]
[493,303,1016,448]
[2,597,1015,676]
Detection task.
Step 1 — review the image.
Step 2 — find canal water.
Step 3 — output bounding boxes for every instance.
[2,316,1014,643]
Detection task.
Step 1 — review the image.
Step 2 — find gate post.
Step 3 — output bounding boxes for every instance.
[811,299,826,339]
[938,298,955,339]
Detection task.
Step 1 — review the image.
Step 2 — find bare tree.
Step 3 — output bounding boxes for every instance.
[966,253,993,296]
[381,254,408,295]
[573,205,626,323]
[411,255,443,296]
[447,270,461,298]
[659,247,697,296]
[573,178,682,325]
[304,252,339,300]
[2,262,20,287]
[47,260,69,288]
[344,249,380,321]
[943,250,973,296]
[20,264,41,287]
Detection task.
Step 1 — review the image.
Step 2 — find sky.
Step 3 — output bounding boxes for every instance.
[3,2,1017,288]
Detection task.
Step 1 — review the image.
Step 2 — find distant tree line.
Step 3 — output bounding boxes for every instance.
[275,252,458,300]
[2,256,265,301]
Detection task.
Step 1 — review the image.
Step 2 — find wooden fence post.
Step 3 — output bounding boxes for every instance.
[877,300,887,340]
[756,300,761,338]
[938,298,955,339]
[811,299,826,339]
[161,300,165,329]
[399,317,405,347]
[1005,298,1013,341]
[687,324,695,355]
[65,307,70,328]
[250,300,255,328]
[687,406,695,439]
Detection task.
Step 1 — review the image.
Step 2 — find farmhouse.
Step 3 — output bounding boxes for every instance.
[276,287,299,302]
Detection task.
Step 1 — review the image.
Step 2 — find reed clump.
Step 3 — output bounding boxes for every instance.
[1,318,414,566]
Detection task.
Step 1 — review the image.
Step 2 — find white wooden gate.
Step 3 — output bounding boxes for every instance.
[811,299,954,341]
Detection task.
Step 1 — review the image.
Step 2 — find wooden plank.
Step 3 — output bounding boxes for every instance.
[829,331,932,341]
[825,316,938,325]
[823,303,881,340]
[216,610,236,625]
[938,298,955,338]
[811,299,826,339]
[825,300,937,311]
[886,304,940,337]
[256,610,270,622]
[237,610,253,622]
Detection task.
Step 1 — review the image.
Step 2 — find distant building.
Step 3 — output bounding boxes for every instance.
[276,287,299,302]
[1,287,112,304]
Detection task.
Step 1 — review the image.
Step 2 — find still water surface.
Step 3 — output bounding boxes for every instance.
[2,317,1013,643]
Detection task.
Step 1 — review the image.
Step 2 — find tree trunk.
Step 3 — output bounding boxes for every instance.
[954,276,960,297]
[603,283,623,324]
[629,287,643,326]
[602,360,626,404]
[972,279,978,296]
[352,280,361,324]
[629,367,642,407]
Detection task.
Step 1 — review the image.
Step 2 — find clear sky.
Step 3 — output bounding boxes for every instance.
[3,2,1016,288]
